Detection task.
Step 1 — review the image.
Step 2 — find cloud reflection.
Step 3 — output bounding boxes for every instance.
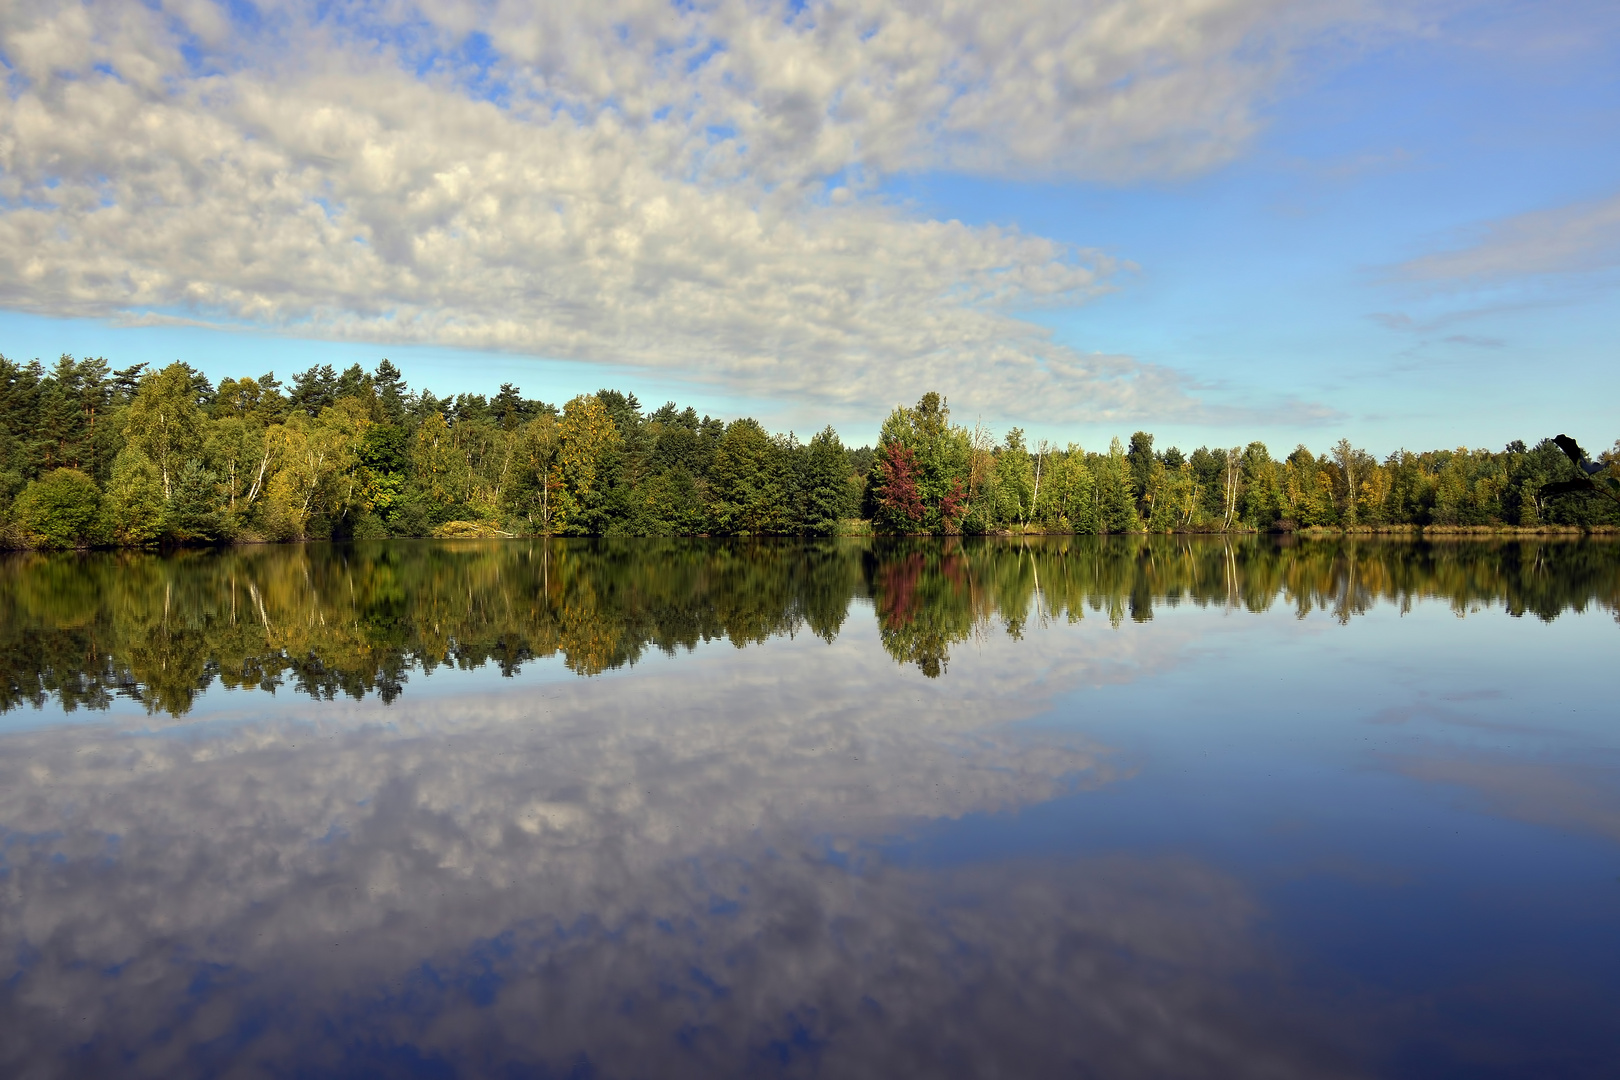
[1391,752,1620,845]
[0,629,1362,1078]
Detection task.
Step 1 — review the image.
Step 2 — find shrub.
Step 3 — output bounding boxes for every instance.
[14,468,102,548]
[350,511,390,540]
[432,520,512,538]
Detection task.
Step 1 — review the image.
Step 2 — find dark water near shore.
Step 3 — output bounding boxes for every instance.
[2,537,1617,1078]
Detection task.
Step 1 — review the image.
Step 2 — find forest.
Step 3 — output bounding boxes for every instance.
[1,354,1616,548]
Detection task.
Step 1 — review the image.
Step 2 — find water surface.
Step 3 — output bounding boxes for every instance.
[2,538,1617,1078]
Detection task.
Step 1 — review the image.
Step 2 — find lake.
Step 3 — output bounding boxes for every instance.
[1,537,1617,1078]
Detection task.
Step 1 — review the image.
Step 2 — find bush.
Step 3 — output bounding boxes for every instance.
[349,511,389,540]
[251,495,301,543]
[14,468,102,548]
[387,500,433,537]
[432,520,512,538]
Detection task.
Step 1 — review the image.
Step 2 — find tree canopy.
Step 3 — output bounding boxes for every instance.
[0,354,1615,548]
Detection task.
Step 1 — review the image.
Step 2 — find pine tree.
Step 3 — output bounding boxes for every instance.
[367,360,406,424]
[802,426,853,535]
[289,365,338,416]
[0,356,46,487]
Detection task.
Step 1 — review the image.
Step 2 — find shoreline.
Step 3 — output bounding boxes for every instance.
[5,522,1619,552]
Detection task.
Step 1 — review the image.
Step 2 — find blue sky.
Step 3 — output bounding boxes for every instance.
[0,0,1615,455]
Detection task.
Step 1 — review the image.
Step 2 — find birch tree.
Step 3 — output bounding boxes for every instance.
[122,363,205,500]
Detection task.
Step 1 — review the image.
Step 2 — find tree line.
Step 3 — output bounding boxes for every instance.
[1,355,1615,548]
[3,536,1614,716]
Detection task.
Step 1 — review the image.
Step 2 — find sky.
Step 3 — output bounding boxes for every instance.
[0,0,1616,455]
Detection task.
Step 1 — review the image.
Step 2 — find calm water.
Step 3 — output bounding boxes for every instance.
[1,538,1618,1079]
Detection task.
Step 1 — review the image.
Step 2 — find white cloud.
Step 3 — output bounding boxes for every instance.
[0,0,1379,419]
[1397,191,1620,283]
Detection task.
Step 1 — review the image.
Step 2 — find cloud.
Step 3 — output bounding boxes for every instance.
[1396,191,1620,284]
[0,1,1382,419]
[1368,311,1418,331]
[1368,315,1504,348]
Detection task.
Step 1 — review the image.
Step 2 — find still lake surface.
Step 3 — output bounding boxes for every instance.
[1,537,1617,1078]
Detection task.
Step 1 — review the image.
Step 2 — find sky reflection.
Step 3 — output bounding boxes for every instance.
[2,540,1618,1077]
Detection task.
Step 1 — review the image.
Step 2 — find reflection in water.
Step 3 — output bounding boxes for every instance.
[2,539,1618,1077]
[0,640,1358,1078]
[3,536,1617,715]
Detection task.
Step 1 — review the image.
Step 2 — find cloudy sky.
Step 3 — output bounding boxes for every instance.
[1,0,1616,452]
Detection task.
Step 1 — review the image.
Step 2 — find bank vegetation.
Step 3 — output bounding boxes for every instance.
[1,355,1615,548]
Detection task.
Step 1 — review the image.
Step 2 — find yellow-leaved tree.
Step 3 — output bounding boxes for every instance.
[411,411,472,511]
[264,399,372,538]
[519,413,562,533]
[122,362,205,500]
[552,395,622,534]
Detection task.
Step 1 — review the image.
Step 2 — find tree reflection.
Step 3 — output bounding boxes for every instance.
[2,536,1617,714]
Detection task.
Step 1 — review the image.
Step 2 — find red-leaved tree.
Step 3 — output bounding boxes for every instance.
[875,443,925,531]
[939,476,967,530]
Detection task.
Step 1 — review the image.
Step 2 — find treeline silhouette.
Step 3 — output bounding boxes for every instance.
[1,356,1616,547]
[3,536,1616,715]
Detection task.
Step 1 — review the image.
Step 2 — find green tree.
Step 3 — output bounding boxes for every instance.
[512,414,563,533]
[39,355,113,479]
[1096,438,1141,532]
[204,416,267,518]
[553,395,623,534]
[494,383,527,431]
[802,426,854,535]
[710,419,792,534]
[0,355,46,489]
[100,449,165,546]
[289,364,338,417]
[994,428,1036,528]
[868,393,971,533]
[373,360,409,424]
[1239,442,1281,528]
[410,411,466,513]
[13,468,102,548]
[1040,448,1098,533]
[1284,446,1337,528]
[211,373,287,426]
[262,401,371,538]
[1147,459,1198,531]
[123,362,207,500]
[1126,431,1156,513]
[163,461,228,543]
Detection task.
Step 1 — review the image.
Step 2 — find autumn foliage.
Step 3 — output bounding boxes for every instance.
[873,443,925,532]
